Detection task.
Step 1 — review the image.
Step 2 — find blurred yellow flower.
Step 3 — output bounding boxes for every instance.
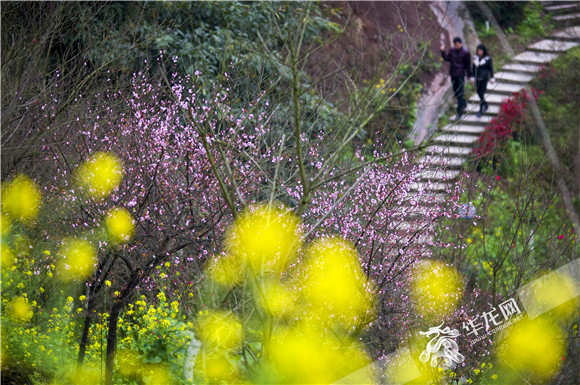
[194,349,238,383]
[527,271,579,320]
[116,349,140,378]
[57,238,97,281]
[75,152,123,199]
[225,204,300,275]
[11,296,33,322]
[1,246,15,269]
[411,260,463,318]
[207,253,245,287]
[197,311,243,352]
[1,213,12,237]
[266,325,371,384]
[105,207,135,244]
[1,174,41,223]
[499,318,564,379]
[144,364,171,384]
[254,280,297,319]
[302,237,374,326]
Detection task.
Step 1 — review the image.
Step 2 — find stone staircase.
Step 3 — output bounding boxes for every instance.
[546,1,580,27]
[405,22,580,237]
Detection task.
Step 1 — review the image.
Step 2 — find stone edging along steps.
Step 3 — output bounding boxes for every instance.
[403,21,580,244]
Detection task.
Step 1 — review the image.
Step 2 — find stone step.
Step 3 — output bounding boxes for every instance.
[553,13,580,26]
[432,134,479,146]
[527,39,579,52]
[465,103,501,115]
[419,155,465,168]
[398,232,434,246]
[425,145,472,157]
[502,63,541,74]
[404,204,447,221]
[512,51,559,65]
[486,82,526,95]
[469,92,509,105]
[494,71,533,84]
[410,181,451,192]
[400,196,448,212]
[412,193,449,205]
[441,124,486,135]
[384,220,435,241]
[417,169,461,181]
[386,220,416,232]
[550,26,580,41]
[462,113,494,125]
[545,3,580,14]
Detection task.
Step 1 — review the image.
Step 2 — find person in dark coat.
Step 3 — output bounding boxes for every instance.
[440,37,472,121]
[470,43,495,117]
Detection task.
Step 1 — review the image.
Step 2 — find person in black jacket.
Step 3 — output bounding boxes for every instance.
[441,37,472,121]
[470,43,495,117]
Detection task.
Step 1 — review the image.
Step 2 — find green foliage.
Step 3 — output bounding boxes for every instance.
[516,1,553,39]
[466,1,526,29]
[461,180,573,299]
[486,1,526,28]
[1,257,193,384]
[531,47,580,189]
[474,19,497,38]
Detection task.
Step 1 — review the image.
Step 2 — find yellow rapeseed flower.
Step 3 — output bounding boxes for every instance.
[499,317,564,379]
[254,280,297,319]
[1,174,41,223]
[104,207,135,244]
[194,349,239,383]
[225,204,300,275]
[197,311,243,352]
[266,324,371,384]
[75,152,123,199]
[1,213,12,237]
[11,296,33,322]
[1,246,15,269]
[411,260,463,318]
[144,364,171,384]
[57,238,97,281]
[302,237,374,326]
[207,253,245,287]
[526,271,578,320]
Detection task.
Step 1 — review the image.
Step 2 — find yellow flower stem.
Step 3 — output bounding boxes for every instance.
[247,266,273,349]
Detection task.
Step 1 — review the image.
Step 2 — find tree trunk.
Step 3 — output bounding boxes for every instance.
[76,301,95,368]
[104,301,123,385]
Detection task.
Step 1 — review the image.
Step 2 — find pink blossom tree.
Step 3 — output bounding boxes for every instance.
[37,26,461,384]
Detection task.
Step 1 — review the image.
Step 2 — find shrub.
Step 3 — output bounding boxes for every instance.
[473,87,542,159]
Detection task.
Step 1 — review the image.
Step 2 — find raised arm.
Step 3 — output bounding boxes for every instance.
[440,44,450,61]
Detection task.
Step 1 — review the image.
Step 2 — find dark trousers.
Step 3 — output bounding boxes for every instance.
[475,78,489,111]
[451,76,466,115]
